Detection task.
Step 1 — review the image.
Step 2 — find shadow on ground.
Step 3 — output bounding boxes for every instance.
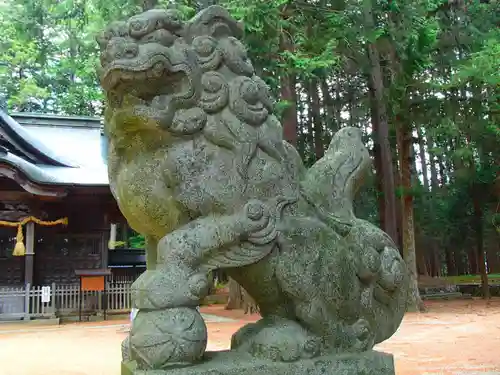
[0,299,499,375]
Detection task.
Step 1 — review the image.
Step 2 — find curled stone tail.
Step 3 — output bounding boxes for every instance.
[301,127,371,224]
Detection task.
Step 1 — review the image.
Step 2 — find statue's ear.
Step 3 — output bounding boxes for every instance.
[183,5,244,42]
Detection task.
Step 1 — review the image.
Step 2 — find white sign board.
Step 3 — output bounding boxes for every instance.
[41,286,51,303]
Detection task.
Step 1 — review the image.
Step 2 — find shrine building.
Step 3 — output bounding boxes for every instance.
[0,109,145,287]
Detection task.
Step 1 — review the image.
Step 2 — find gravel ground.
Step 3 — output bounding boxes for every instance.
[0,299,499,375]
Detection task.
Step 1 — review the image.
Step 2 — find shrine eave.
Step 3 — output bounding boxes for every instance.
[0,150,108,192]
[0,110,78,167]
[0,109,109,191]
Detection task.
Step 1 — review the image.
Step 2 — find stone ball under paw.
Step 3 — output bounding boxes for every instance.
[129,307,207,369]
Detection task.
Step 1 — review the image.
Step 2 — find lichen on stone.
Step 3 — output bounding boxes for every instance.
[97,5,409,372]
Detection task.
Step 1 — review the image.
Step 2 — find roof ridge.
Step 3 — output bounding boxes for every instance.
[11,112,102,121]
[12,112,103,129]
[0,110,79,167]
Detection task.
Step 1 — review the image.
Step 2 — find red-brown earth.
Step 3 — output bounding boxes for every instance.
[0,299,499,375]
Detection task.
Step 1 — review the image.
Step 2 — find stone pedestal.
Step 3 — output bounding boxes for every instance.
[122,350,395,375]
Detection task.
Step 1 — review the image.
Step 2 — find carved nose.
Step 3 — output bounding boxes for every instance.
[109,42,138,61]
[122,43,139,59]
[101,41,138,67]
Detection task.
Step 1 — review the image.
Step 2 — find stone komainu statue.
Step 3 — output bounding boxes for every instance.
[97,5,408,375]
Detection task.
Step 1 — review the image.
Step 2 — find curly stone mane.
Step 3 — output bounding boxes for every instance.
[98,6,302,222]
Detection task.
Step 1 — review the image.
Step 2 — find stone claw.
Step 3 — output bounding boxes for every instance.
[350,319,374,352]
[131,268,209,310]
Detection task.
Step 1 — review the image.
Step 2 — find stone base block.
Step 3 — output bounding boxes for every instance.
[122,350,395,375]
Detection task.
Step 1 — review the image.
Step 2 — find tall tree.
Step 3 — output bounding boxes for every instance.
[1,0,499,306]
[362,0,398,243]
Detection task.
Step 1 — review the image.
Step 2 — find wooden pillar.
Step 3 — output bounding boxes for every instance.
[24,222,35,286]
[109,223,117,249]
[101,214,111,269]
[120,223,129,243]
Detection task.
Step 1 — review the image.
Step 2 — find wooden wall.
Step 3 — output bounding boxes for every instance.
[0,181,122,286]
[0,227,25,285]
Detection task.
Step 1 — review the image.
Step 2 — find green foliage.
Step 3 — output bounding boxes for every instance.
[128,234,146,249]
[0,0,498,279]
[453,33,500,87]
[213,280,228,290]
[109,240,127,249]
[8,78,50,109]
[0,0,142,115]
[443,274,500,286]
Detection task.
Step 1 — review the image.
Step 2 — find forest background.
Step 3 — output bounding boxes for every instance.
[0,0,498,310]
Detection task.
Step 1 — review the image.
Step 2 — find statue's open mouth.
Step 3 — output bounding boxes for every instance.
[100,49,191,107]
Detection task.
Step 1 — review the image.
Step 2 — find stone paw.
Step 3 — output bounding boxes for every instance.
[131,266,209,309]
[231,321,261,349]
[231,317,321,362]
[348,318,375,352]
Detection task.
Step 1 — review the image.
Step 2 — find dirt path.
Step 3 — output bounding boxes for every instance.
[0,299,499,375]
